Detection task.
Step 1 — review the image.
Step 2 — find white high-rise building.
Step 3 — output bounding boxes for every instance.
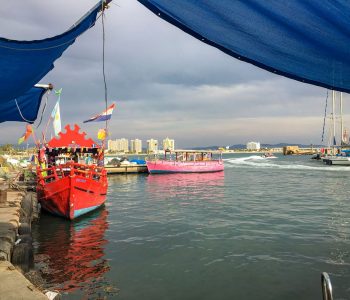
[163,137,175,151]
[147,139,158,153]
[108,139,118,152]
[108,138,129,153]
[117,138,129,153]
[246,141,261,150]
[130,139,142,153]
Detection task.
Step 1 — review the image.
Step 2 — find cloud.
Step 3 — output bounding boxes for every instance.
[0,0,337,147]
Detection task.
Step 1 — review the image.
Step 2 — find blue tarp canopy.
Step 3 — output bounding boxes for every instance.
[0,1,107,123]
[0,86,48,123]
[138,0,350,93]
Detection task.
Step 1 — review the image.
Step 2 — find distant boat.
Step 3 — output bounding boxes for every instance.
[322,149,350,166]
[146,150,224,174]
[36,124,108,220]
[261,152,277,159]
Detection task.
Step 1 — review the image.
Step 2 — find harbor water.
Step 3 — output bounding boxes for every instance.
[32,154,350,299]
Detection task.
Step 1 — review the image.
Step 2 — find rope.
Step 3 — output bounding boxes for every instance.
[36,89,50,128]
[101,1,109,147]
[15,99,33,123]
[321,90,329,142]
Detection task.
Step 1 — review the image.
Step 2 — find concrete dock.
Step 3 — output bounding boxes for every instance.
[0,260,47,300]
[0,185,53,300]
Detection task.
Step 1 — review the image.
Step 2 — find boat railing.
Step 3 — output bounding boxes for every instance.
[151,159,222,165]
[37,162,107,184]
[321,272,333,300]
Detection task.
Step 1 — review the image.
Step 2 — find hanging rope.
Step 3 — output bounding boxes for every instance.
[321,89,329,142]
[15,99,34,123]
[36,89,50,128]
[101,0,109,146]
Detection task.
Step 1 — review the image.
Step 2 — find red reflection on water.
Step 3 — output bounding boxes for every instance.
[146,172,225,201]
[35,208,110,293]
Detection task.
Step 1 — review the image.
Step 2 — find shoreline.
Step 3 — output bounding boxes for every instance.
[0,179,59,300]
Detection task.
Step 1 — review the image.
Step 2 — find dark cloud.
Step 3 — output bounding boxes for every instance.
[0,0,336,147]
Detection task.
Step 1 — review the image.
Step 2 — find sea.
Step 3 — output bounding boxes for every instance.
[31,153,350,300]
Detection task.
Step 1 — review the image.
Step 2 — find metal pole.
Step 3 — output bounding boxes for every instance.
[332,90,336,154]
[340,92,343,145]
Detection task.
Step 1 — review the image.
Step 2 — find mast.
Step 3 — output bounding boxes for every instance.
[340,92,344,145]
[332,90,336,153]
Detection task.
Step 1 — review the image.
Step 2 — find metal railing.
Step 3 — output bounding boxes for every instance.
[37,162,107,184]
[321,272,333,300]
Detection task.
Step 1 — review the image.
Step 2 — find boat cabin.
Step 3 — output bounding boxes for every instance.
[159,149,222,162]
[40,124,104,169]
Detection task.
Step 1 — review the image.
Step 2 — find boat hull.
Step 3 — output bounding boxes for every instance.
[37,174,108,220]
[146,160,224,174]
[323,157,350,165]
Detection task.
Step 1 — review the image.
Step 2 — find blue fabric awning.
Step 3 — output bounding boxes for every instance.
[137,0,350,93]
[0,1,107,123]
[0,86,48,123]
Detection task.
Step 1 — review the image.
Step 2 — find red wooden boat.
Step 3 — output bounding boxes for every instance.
[146,150,224,174]
[36,124,108,220]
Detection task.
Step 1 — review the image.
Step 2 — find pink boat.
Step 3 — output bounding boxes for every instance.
[146,150,224,174]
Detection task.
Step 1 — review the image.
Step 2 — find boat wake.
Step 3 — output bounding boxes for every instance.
[224,157,350,172]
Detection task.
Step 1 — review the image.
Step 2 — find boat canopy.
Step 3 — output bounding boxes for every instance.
[47,124,100,149]
[0,85,51,123]
[138,0,350,92]
[0,0,109,123]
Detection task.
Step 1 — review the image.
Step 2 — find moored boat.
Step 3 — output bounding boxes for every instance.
[322,149,350,166]
[146,150,224,174]
[36,124,108,220]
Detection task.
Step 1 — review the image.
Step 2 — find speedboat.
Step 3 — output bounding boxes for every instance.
[261,152,277,159]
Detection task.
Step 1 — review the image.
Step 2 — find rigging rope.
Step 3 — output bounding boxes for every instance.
[101,1,109,144]
[36,89,50,128]
[15,98,34,123]
[321,90,329,142]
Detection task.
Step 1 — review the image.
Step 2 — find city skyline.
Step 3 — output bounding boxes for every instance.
[107,137,175,153]
[0,1,347,148]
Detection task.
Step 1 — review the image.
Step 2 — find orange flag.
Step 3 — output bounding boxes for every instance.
[18,125,33,144]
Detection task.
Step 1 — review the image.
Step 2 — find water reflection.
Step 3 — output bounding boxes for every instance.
[33,207,112,295]
[146,172,225,201]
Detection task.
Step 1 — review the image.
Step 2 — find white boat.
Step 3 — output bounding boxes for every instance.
[326,157,350,165]
[323,149,350,165]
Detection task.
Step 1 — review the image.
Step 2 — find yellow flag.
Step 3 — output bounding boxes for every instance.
[97,129,106,140]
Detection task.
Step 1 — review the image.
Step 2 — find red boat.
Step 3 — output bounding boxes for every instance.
[36,124,108,220]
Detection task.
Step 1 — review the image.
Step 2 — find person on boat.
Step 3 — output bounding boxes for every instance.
[85,154,93,165]
[97,149,104,167]
[38,147,47,177]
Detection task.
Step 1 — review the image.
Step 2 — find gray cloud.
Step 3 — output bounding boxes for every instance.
[0,0,339,147]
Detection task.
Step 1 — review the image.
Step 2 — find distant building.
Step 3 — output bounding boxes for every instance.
[246,141,260,151]
[163,137,175,151]
[130,139,142,153]
[108,138,129,153]
[108,139,117,152]
[147,139,158,153]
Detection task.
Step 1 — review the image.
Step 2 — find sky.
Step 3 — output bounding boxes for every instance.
[0,0,347,148]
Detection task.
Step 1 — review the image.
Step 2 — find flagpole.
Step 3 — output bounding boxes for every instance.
[42,116,52,143]
[31,128,40,148]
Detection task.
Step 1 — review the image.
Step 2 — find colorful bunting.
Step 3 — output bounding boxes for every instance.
[18,125,33,144]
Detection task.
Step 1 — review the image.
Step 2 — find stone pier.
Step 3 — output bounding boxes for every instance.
[0,186,54,300]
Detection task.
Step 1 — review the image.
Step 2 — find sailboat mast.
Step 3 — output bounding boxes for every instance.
[340,92,343,145]
[332,90,336,152]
